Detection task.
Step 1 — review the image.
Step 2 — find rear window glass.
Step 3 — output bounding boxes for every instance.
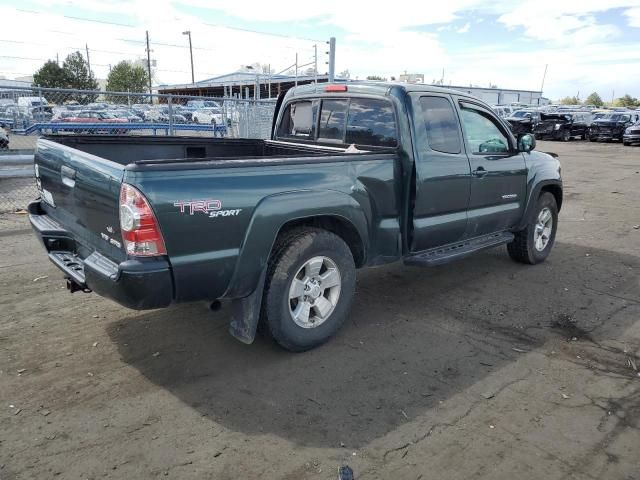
[345,99,397,147]
[277,101,315,138]
[419,96,461,154]
[318,99,348,142]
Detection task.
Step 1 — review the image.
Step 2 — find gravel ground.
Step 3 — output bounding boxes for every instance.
[0,140,639,479]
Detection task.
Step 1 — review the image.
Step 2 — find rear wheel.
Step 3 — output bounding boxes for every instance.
[508,192,558,265]
[262,228,356,352]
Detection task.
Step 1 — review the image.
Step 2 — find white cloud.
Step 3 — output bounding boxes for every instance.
[457,22,471,33]
[625,7,640,27]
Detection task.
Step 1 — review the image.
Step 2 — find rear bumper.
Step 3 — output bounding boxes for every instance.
[623,133,640,144]
[29,200,173,310]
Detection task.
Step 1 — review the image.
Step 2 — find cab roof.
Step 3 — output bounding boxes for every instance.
[288,81,480,101]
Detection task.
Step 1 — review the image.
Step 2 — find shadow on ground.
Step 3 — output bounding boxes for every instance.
[107,242,639,448]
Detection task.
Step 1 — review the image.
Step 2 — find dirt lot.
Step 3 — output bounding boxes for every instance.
[1,141,639,480]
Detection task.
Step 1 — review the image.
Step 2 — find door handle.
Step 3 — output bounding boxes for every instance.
[61,165,76,188]
[472,166,487,177]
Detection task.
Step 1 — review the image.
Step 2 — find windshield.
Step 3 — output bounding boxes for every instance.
[601,114,629,122]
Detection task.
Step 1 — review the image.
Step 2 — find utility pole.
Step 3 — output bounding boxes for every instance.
[313,44,318,84]
[85,44,91,75]
[182,30,194,84]
[56,53,59,66]
[295,53,298,87]
[268,63,271,99]
[327,37,336,82]
[540,64,548,94]
[145,31,153,98]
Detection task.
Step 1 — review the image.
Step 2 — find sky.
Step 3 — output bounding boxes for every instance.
[1,0,639,100]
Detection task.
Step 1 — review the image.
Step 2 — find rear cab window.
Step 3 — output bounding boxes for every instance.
[277,96,398,148]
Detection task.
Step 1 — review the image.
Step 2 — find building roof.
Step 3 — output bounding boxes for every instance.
[157,71,339,90]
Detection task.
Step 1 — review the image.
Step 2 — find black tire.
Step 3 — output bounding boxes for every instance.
[623,141,630,146]
[562,130,571,142]
[508,192,558,265]
[590,136,598,142]
[582,130,589,141]
[262,228,356,352]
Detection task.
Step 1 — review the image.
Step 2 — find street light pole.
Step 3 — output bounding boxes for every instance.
[182,30,195,84]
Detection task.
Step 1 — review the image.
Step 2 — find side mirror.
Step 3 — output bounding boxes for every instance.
[518,133,536,153]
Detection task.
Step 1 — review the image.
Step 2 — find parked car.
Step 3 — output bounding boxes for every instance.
[589,112,637,142]
[59,111,129,134]
[131,104,151,117]
[186,100,220,109]
[113,110,144,123]
[174,106,198,122]
[492,105,513,118]
[192,107,224,124]
[143,107,187,124]
[505,109,540,136]
[17,96,49,108]
[534,112,591,141]
[0,127,8,149]
[29,82,562,351]
[623,121,640,146]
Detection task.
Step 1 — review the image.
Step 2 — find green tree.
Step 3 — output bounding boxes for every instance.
[584,92,604,107]
[106,61,149,101]
[62,51,98,102]
[33,60,67,88]
[366,75,386,81]
[559,96,580,105]
[612,94,639,108]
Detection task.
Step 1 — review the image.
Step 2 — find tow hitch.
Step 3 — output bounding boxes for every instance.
[65,277,92,294]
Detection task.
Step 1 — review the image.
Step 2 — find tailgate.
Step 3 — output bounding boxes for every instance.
[34,138,126,263]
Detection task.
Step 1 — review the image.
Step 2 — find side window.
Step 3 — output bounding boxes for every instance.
[459,107,510,154]
[345,99,397,147]
[318,99,348,142]
[277,101,316,138]
[419,96,461,154]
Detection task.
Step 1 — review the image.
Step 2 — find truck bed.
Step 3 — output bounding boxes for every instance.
[45,135,362,166]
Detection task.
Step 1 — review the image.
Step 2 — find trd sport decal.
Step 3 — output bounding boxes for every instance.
[173,200,241,218]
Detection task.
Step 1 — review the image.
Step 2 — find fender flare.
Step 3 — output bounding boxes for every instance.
[226,189,370,300]
[518,178,563,230]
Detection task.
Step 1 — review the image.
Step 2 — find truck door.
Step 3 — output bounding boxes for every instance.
[408,93,471,251]
[454,98,527,237]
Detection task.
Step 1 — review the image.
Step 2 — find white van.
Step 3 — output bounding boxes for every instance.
[17,96,49,108]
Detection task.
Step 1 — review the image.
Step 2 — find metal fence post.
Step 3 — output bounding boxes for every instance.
[167,94,174,136]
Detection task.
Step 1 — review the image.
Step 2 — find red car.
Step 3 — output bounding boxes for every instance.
[59,110,129,134]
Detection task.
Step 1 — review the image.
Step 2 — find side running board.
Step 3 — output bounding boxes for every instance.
[404,231,514,267]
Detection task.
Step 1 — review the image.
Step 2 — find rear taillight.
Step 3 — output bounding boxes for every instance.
[119,183,166,256]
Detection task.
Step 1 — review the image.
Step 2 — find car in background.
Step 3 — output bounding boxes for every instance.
[131,104,152,117]
[113,109,144,123]
[505,109,540,136]
[0,126,8,149]
[174,105,198,122]
[492,105,513,118]
[192,107,224,125]
[623,121,640,146]
[143,107,187,124]
[59,110,130,134]
[590,112,638,142]
[534,112,591,141]
[186,99,221,109]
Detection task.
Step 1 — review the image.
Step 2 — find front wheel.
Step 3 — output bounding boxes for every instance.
[262,228,356,352]
[562,130,571,142]
[508,192,558,265]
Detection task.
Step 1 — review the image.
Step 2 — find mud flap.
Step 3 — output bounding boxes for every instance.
[228,267,268,344]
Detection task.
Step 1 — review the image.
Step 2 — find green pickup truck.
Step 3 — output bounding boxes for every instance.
[29,82,562,351]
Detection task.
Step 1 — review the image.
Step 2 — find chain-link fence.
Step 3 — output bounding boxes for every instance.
[0,85,277,214]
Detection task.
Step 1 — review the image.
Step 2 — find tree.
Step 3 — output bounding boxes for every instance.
[559,96,580,105]
[33,60,67,88]
[106,61,149,101]
[366,75,386,81]
[612,94,639,108]
[584,92,603,107]
[62,51,98,102]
